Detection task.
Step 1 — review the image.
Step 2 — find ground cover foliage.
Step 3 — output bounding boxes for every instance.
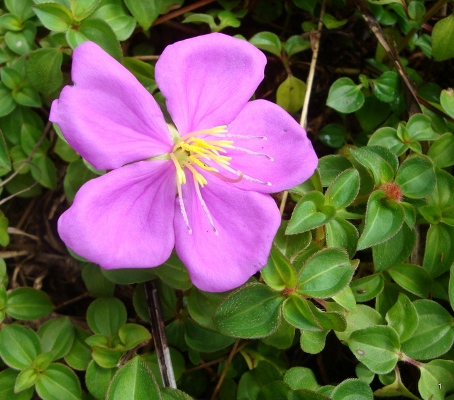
[0,0,454,399]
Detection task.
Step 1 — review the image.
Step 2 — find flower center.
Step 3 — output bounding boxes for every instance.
[168,124,274,235]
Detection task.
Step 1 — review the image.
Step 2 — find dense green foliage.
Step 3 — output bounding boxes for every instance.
[1,0,454,399]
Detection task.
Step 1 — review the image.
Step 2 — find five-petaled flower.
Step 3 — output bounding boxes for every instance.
[50,33,317,292]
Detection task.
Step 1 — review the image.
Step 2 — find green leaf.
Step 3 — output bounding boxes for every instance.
[350,274,384,302]
[86,360,116,399]
[38,317,75,361]
[184,319,235,353]
[5,0,35,20]
[0,212,10,247]
[237,361,282,400]
[87,297,127,337]
[6,287,53,319]
[402,299,454,360]
[26,48,63,96]
[284,35,311,57]
[274,221,311,260]
[372,223,417,271]
[335,304,385,341]
[33,3,73,31]
[63,158,98,202]
[388,263,432,298]
[276,75,306,114]
[249,31,282,57]
[258,381,291,399]
[262,319,295,349]
[91,346,124,368]
[118,324,151,350]
[347,326,400,374]
[5,30,33,56]
[286,191,336,234]
[450,263,454,312]
[64,327,91,371]
[153,253,192,290]
[123,0,161,31]
[31,153,57,189]
[322,13,347,29]
[123,57,156,93]
[14,367,38,393]
[368,127,408,156]
[332,286,357,312]
[12,85,41,108]
[432,14,454,61]
[326,77,365,114]
[81,262,115,297]
[385,293,418,342]
[372,71,400,103]
[213,283,284,338]
[297,248,356,298]
[318,123,345,148]
[1,67,23,90]
[427,167,454,210]
[395,155,435,198]
[332,379,373,400]
[357,190,404,250]
[300,330,329,354]
[0,83,17,117]
[261,245,297,290]
[35,363,81,400]
[71,0,100,20]
[440,88,454,119]
[106,356,161,400]
[0,368,34,400]
[325,169,360,209]
[317,155,353,187]
[427,132,454,168]
[326,217,359,258]
[423,223,454,278]
[91,3,136,41]
[418,360,454,400]
[350,146,397,185]
[187,288,225,329]
[406,114,438,141]
[0,324,41,369]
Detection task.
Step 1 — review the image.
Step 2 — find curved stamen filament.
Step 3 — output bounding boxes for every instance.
[230,146,274,161]
[170,154,192,234]
[192,175,218,235]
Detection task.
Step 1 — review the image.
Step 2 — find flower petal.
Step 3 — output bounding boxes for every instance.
[50,42,172,170]
[221,99,318,193]
[174,177,281,292]
[155,33,266,134]
[58,160,176,269]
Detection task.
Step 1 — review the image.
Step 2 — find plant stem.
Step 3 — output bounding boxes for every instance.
[144,279,177,389]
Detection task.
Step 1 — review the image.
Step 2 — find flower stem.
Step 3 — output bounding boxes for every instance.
[144,280,177,388]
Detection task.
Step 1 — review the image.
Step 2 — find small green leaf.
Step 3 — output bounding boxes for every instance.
[274,221,311,260]
[276,75,306,114]
[123,0,161,31]
[406,114,438,141]
[297,248,356,298]
[106,356,161,400]
[12,85,42,108]
[6,287,53,320]
[31,153,57,189]
[26,48,63,96]
[347,326,400,374]
[262,319,295,349]
[322,13,347,29]
[153,253,192,290]
[184,319,235,353]
[427,167,454,210]
[0,13,24,31]
[64,327,91,371]
[85,360,116,399]
[5,25,35,55]
[357,190,404,250]
[186,288,225,329]
[326,77,365,114]
[35,363,81,400]
[284,35,311,57]
[15,367,38,393]
[1,67,23,90]
[317,155,353,187]
[87,297,127,337]
[432,14,454,61]
[81,263,115,297]
[5,0,35,20]
[118,323,151,350]
[372,223,416,271]
[368,127,408,156]
[427,132,454,168]
[38,317,76,361]
[332,286,357,312]
[213,283,284,338]
[71,0,100,21]
[440,88,454,119]
[91,346,124,368]
[350,274,384,302]
[0,212,10,247]
[423,223,454,278]
[418,360,454,400]
[300,330,329,354]
[350,146,397,185]
[395,155,435,198]
[318,123,346,148]
[0,368,34,400]
[0,83,16,117]
[33,3,73,31]
[372,71,400,103]
[262,245,297,290]
[385,293,418,342]
[286,191,336,234]
[332,379,373,400]
[249,31,282,57]
[325,169,360,209]
[402,299,454,360]
[325,217,359,258]
[0,324,41,369]
[388,263,432,298]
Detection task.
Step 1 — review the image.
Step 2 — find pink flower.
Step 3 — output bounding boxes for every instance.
[50,33,317,292]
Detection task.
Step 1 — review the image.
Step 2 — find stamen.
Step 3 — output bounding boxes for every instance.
[221,134,268,140]
[231,146,274,161]
[179,125,228,141]
[192,175,218,235]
